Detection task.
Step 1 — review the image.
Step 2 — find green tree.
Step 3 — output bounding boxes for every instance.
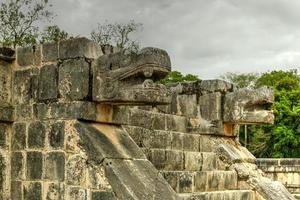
[0,0,53,48]
[159,71,200,84]
[91,20,143,53]
[40,25,70,43]
[248,70,300,158]
[220,72,259,88]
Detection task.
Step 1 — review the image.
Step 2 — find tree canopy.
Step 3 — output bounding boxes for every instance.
[222,70,300,158]
[91,20,142,53]
[159,71,200,84]
[0,0,54,48]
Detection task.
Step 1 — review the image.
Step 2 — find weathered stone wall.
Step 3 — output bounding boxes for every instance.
[0,38,116,200]
[257,158,300,198]
[0,37,296,200]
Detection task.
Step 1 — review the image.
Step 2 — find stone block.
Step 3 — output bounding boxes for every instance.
[171,132,183,150]
[184,152,202,171]
[176,94,198,117]
[49,121,65,148]
[0,106,14,122]
[13,68,39,104]
[11,152,24,180]
[216,143,256,164]
[0,62,11,105]
[179,172,194,193]
[66,187,87,200]
[194,171,207,192]
[15,104,33,121]
[26,151,43,180]
[165,150,184,171]
[183,134,200,152]
[0,123,9,148]
[28,121,46,148]
[17,45,42,67]
[59,37,102,59]
[44,182,64,200]
[42,42,59,62]
[149,149,166,170]
[11,181,22,200]
[12,122,26,150]
[23,182,42,200]
[202,153,217,171]
[58,58,90,100]
[200,79,235,93]
[91,191,116,200]
[38,64,58,100]
[45,152,65,181]
[199,92,222,121]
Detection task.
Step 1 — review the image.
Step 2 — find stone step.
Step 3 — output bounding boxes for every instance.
[161,170,238,193]
[179,190,255,200]
[142,148,219,171]
[124,125,230,153]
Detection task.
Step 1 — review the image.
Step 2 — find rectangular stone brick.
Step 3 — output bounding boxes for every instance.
[49,121,65,148]
[45,152,65,181]
[184,152,202,171]
[15,104,33,121]
[23,182,42,200]
[165,150,184,171]
[59,37,102,59]
[91,191,116,200]
[58,58,90,100]
[11,181,22,200]
[13,68,38,104]
[38,64,58,100]
[171,132,183,150]
[0,106,14,122]
[149,149,166,170]
[0,123,9,148]
[183,134,200,152]
[26,151,43,180]
[176,94,198,117]
[0,62,11,105]
[199,92,222,121]
[11,152,24,180]
[42,42,59,62]
[12,122,26,150]
[28,121,46,148]
[44,182,64,200]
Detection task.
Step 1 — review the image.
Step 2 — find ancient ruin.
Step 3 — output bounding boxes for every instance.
[0,37,298,199]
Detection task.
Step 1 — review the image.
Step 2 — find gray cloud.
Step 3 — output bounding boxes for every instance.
[46,0,300,78]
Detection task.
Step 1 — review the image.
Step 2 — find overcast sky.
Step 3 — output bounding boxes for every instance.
[47,0,300,78]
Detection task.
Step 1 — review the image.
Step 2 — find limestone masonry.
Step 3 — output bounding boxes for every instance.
[0,37,298,199]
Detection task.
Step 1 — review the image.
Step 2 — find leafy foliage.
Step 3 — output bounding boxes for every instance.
[91,20,142,53]
[226,70,300,158]
[40,25,70,43]
[0,0,53,48]
[159,71,200,84]
[220,72,259,88]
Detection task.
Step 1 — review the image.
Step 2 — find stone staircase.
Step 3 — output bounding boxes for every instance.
[123,125,256,200]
